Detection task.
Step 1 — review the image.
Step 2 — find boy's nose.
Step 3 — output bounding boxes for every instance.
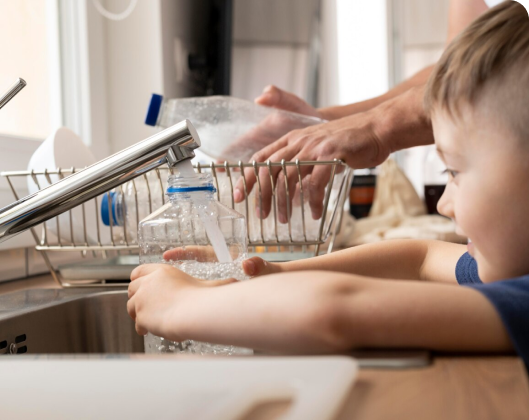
[436,185,454,219]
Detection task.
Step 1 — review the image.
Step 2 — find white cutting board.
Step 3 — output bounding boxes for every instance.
[0,356,357,420]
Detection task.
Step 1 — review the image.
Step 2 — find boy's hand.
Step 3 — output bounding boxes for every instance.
[242,257,282,277]
[127,264,236,338]
[163,248,283,278]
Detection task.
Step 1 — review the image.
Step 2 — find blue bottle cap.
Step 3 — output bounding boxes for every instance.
[145,93,163,126]
[101,192,122,226]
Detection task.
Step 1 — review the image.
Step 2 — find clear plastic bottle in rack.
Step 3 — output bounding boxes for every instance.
[144,94,325,163]
[139,162,252,355]
[100,171,166,244]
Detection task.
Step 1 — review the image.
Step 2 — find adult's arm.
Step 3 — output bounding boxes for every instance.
[256,66,434,121]
[255,0,490,120]
[319,66,434,120]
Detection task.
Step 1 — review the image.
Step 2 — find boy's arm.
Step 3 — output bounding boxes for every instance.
[244,240,467,283]
[128,265,512,354]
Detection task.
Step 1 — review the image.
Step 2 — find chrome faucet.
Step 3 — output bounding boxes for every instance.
[0,78,26,110]
[0,120,201,243]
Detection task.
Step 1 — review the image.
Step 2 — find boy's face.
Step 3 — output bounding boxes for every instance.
[433,105,529,282]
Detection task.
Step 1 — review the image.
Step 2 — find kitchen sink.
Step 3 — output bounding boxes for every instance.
[0,289,143,355]
[0,288,430,368]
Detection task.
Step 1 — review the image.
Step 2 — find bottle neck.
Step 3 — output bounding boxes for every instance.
[168,190,216,202]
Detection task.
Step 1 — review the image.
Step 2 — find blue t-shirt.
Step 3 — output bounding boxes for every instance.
[456,252,529,368]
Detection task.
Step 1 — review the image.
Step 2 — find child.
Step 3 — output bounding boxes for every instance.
[127,2,529,365]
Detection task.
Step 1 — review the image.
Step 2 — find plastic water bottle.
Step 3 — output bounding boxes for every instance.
[100,173,165,244]
[139,161,252,355]
[144,94,325,162]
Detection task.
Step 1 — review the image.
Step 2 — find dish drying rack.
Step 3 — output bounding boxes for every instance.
[2,160,352,287]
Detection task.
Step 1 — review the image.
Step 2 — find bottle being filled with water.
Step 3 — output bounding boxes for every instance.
[139,160,252,355]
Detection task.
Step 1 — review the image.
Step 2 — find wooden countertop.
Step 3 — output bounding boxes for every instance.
[2,275,529,419]
[338,356,529,420]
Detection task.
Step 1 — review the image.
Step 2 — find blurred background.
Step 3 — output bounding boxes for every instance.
[0,0,449,279]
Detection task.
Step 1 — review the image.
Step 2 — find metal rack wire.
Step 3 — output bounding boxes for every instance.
[2,160,352,287]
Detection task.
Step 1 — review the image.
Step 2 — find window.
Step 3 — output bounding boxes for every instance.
[0,0,63,253]
[0,0,62,140]
[336,0,390,105]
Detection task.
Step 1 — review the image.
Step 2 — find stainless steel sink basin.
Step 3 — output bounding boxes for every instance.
[0,289,143,355]
[0,288,431,368]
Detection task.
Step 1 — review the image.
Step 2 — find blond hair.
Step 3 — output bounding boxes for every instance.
[425,1,529,136]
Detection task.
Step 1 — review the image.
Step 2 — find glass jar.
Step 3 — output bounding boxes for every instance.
[349,168,377,219]
[138,171,252,355]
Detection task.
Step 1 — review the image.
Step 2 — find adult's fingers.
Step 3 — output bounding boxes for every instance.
[275,159,313,224]
[308,164,334,220]
[233,136,294,203]
[255,85,321,118]
[249,140,305,220]
[252,164,282,219]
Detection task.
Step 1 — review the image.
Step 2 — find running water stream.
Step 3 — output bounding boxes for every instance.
[174,160,232,263]
[143,159,250,355]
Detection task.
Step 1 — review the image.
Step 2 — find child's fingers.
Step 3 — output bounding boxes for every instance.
[242,257,281,277]
[135,323,148,336]
[128,278,140,298]
[127,295,137,321]
[131,263,166,281]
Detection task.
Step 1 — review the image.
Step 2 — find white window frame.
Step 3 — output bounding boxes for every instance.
[0,0,109,252]
[0,0,62,250]
[58,0,109,160]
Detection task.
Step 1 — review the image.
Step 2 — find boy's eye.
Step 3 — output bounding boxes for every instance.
[441,169,459,179]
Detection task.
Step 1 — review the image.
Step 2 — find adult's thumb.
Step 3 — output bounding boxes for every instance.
[255,85,320,118]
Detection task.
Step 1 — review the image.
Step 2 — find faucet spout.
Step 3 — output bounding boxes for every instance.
[0,119,201,244]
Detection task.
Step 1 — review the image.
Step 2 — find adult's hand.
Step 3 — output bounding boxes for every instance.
[218,85,324,163]
[233,85,433,222]
[255,85,322,118]
[232,109,389,222]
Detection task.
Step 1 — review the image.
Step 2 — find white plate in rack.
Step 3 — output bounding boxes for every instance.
[26,127,111,245]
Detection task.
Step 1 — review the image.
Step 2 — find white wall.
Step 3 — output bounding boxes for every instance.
[101,0,164,154]
[396,0,449,80]
[230,0,317,104]
[335,0,389,105]
[391,0,450,196]
[318,0,340,107]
